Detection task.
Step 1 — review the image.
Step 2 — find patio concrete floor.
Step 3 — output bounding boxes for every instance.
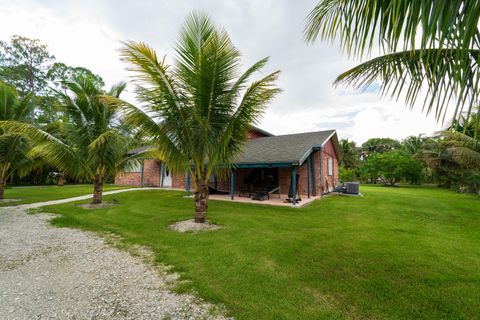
[208,193,320,208]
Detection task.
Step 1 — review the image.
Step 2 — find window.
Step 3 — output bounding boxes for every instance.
[125,162,142,173]
[327,158,333,176]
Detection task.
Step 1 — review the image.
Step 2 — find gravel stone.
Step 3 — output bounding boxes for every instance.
[0,192,230,320]
[169,220,221,233]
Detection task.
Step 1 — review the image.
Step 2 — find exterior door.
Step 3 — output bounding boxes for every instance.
[163,167,173,187]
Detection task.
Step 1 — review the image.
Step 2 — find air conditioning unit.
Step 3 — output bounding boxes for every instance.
[345,182,360,195]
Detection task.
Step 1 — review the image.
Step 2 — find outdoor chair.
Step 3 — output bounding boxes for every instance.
[267,186,281,199]
[239,184,255,198]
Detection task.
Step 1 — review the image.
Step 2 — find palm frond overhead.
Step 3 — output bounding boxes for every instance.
[334,49,480,125]
[305,0,480,56]
[305,0,480,137]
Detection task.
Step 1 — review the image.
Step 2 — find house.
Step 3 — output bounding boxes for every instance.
[115,127,342,204]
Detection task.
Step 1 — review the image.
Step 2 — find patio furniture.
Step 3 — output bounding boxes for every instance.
[252,190,269,201]
[239,184,255,198]
[267,186,281,199]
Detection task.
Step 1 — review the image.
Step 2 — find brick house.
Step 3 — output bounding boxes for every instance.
[115,127,342,203]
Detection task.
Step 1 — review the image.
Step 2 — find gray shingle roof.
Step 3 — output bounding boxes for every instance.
[234,130,336,165]
[129,129,341,166]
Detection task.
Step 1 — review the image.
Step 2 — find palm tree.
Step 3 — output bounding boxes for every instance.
[2,76,147,204]
[339,139,359,168]
[0,81,36,199]
[416,127,480,192]
[105,13,280,223]
[305,1,480,137]
[402,135,428,156]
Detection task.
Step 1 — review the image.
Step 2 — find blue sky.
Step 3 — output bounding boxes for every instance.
[0,0,445,143]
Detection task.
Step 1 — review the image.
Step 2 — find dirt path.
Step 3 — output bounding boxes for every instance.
[0,191,228,320]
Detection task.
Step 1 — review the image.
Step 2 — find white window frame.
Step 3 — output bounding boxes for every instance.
[327,157,333,176]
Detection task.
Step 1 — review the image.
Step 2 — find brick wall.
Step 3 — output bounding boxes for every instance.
[115,172,141,186]
[172,172,187,189]
[143,160,161,187]
[114,159,161,187]
[322,139,339,192]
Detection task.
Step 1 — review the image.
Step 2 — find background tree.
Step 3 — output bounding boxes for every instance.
[417,129,480,193]
[0,81,36,199]
[361,138,401,159]
[0,35,54,96]
[361,152,423,186]
[47,62,105,94]
[339,138,360,168]
[402,135,428,156]
[107,13,280,223]
[305,1,480,138]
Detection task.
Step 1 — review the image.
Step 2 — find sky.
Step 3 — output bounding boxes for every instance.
[0,0,446,143]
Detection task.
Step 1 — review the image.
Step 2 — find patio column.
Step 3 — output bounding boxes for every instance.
[185,170,190,193]
[307,157,311,199]
[140,160,145,187]
[230,170,235,200]
[312,152,317,196]
[292,166,297,205]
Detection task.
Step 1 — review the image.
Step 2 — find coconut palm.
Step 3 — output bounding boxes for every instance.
[416,125,480,192]
[105,13,280,223]
[402,135,428,156]
[1,76,148,204]
[305,1,480,137]
[0,81,36,199]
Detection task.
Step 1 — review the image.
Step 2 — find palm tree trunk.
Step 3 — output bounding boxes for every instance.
[194,179,208,223]
[57,172,66,186]
[92,177,103,204]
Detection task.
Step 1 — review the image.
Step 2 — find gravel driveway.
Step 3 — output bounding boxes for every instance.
[0,193,228,320]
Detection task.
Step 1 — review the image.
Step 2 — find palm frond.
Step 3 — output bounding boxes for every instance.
[305,0,480,56]
[334,49,480,124]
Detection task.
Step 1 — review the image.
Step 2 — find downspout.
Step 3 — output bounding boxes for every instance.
[319,147,324,195]
[307,157,311,199]
[160,162,165,188]
[311,152,317,196]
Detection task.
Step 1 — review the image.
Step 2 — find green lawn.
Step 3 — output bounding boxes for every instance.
[1,184,129,206]
[39,185,480,319]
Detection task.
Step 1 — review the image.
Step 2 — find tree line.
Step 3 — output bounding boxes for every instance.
[339,119,480,194]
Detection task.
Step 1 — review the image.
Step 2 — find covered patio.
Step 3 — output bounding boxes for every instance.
[182,130,341,207]
[208,192,320,208]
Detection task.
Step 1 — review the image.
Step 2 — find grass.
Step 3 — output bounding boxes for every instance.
[39,185,480,319]
[1,184,129,206]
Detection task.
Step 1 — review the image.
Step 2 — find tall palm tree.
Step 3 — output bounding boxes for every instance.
[305,1,480,138]
[0,81,36,199]
[105,13,280,223]
[2,76,147,204]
